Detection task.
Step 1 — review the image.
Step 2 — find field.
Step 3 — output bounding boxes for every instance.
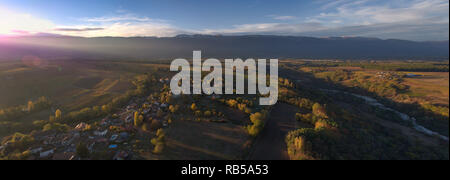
[0,59,448,160]
[0,60,135,109]
[0,60,168,138]
[402,72,449,105]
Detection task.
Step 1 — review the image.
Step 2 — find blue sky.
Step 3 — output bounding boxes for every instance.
[0,0,448,41]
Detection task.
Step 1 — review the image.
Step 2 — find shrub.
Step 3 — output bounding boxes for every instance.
[204,111,212,117]
[312,103,328,119]
[153,143,164,154]
[150,120,162,131]
[247,112,267,137]
[76,142,90,158]
[2,133,35,152]
[151,128,166,154]
[42,123,71,132]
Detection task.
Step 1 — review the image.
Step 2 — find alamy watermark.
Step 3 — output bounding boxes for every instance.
[170,51,278,105]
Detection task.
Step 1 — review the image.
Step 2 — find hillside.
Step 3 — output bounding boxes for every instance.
[1,35,448,60]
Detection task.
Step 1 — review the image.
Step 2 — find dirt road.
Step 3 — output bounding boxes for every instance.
[249,103,298,160]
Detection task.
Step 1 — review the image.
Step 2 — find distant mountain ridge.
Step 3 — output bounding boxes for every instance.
[1,34,448,60]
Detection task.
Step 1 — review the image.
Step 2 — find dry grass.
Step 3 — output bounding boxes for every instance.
[402,72,449,105]
[162,120,249,160]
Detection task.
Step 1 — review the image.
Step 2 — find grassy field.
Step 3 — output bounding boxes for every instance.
[0,59,167,137]
[402,72,449,105]
[0,59,448,160]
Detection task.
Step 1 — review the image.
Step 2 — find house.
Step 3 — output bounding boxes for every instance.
[40,149,54,158]
[159,78,170,83]
[406,73,422,78]
[100,118,110,126]
[52,152,75,160]
[143,109,151,114]
[113,151,129,160]
[88,142,96,152]
[94,130,108,136]
[110,134,119,141]
[30,147,42,154]
[96,138,108,143]
[118,132,129,142]
[75,122,89,131]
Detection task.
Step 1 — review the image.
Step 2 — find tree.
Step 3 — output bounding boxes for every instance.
[76,142,90,158]
[194,110,202,117]
[169,105,179,113]
[190,103,197,111]
[312,103,328,119]
[226,99,238,108]
[250,112,263,125]
[247,112,266,137]
[55,109,62,120]
[49,115,55,122]
[150,119,162,131]
[156,128,164,137]
[152,128,166,154]
[141,123,149,131]
[156,110,164,118]
[204,111,211,117]
[134,111,143,126]
[153,143,164,154]
[101,105,110,113]
[27,101,34,112]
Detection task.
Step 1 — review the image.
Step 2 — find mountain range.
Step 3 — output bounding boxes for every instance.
[1,34,448,61]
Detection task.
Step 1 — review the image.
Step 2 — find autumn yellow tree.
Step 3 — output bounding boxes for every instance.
[55,109,62,120]
[27,101,34,112]
[247,112,266,136]
[190,103,197,111]
[134,111,143,126]
[169,105,179,113]
[312,103,328,119]
[101,105,109,113]
[152,128,166,154]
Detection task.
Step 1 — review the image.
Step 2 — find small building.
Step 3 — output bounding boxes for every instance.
[40,149,54,158]
[75,122,89,131]
[30,147,43,154]
[406,73,422,77]
[110,134,119,141]
[94,130,108,136]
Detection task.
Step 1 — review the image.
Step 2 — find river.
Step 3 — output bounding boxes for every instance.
[321,89,449,142]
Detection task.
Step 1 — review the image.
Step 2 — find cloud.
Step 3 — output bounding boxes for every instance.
[10,30,31,35]
[65,14,181,37]
[317,0,353,10]
[312,0,449,25]
[53,27,105,32]
[201,23,325,35]
[51,23,186,37]
[0,6,183,38]
[0,6,55,35]
[1,0,448,41]
[301,22,449,41]
[269,15,296,20]
[80,14,156,23]
[199,0,449,41]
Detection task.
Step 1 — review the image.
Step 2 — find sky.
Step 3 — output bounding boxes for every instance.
[0,0,448,41]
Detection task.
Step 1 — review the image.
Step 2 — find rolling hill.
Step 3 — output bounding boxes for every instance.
[1,35,448,60]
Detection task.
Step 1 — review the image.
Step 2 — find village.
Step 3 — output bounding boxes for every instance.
[0,77,174,160]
